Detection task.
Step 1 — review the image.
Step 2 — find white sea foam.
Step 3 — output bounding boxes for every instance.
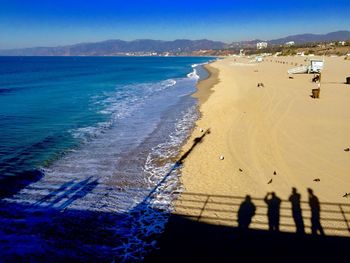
[2,73,200,261]
[191,62,209,68]
[144,104,198,188]
[187,68,200,80]
[70,121,112,143]
[112,105,199,261]
[191,58,218,68]
[69,78,178,143]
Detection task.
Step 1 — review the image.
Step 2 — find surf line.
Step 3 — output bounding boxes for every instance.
[143,128,211,205]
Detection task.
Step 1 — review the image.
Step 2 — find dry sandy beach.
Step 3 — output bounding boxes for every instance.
[175,55,350,236]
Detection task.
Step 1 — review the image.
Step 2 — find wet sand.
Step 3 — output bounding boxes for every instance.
[192,64,220,105]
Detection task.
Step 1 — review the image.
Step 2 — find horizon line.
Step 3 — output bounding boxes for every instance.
[1,29,349,51]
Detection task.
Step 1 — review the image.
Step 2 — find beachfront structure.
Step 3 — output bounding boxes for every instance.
[255,56,263,62]
[256,42,268,50]
[287,58,325,74]
[285,41,295,47]
[309,59,324,73]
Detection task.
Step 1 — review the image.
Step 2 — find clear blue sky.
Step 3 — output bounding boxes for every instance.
[1,0,349,49]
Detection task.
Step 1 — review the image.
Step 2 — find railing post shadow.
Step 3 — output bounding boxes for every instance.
[339,204,350,232]
[198,195,210,222]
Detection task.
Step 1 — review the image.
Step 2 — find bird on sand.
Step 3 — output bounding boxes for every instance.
[313,178,320,182]
[344,148,350,152]
[239,168,243,172]
[267,179,273,184]
[343,193,350,198]
[273,171,277,175]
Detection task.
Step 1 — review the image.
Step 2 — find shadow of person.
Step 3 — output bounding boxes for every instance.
[237,195,256,230]
[288,187,305,234]
[307,188,325,236]
[176,129,210,165]
[264,192,281,232]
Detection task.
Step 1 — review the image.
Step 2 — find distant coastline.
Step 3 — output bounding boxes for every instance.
[1,30,349,57]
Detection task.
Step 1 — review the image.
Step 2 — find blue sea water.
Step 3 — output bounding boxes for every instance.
[0,56,212,260]
[0,56,209,177]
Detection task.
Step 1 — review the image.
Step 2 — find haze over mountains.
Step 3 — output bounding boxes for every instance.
[0,31,349,56]
[268,30,350,45]
[0,39,226,56]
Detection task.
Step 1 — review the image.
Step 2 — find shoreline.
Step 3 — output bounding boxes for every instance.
[175,55,350,236]
[192,64,220,105]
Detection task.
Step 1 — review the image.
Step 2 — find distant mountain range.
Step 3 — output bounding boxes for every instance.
[268,30,350,45]
[230,31,350,47]
[0,30,349,56]
[0,39,227,56]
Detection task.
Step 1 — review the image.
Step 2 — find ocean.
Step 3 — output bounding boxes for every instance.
[0,56,212,261]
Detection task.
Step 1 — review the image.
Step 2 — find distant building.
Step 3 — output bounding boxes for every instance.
[309,59,324,73]
[338,41,346,46]
[285,41,295,47]
[256,42,268,50]
[239,49,245,56]
[255,56,263,62]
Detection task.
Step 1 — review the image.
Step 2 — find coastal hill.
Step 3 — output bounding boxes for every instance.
[0,39,227,56]
[0,30,349,56]
[229,30,350,48]
[268,30,350,45]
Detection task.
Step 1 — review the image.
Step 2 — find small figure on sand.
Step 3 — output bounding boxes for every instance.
[312,74,320,83]
[288,188,305,234]
[264,192,281,232]
[237,195,256,230]
[307,188,325,235]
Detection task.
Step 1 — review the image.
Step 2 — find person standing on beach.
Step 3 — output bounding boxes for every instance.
[307,188,325,235]
[237,195,256,230]
[288,188,305,234]
[264,192,281,232]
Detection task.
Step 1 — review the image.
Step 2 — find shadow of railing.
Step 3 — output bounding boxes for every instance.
[0,128,212,262]
[146,211,350,263]
[0,169,44,200]
[174,192,350,236]
[146,192,350,262]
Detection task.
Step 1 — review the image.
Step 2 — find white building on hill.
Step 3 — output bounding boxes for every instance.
[257,42,268,49]
[285,41,295,47]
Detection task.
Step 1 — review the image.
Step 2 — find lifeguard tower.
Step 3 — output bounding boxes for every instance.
[308,59,324,73]
[287,58,325,75]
